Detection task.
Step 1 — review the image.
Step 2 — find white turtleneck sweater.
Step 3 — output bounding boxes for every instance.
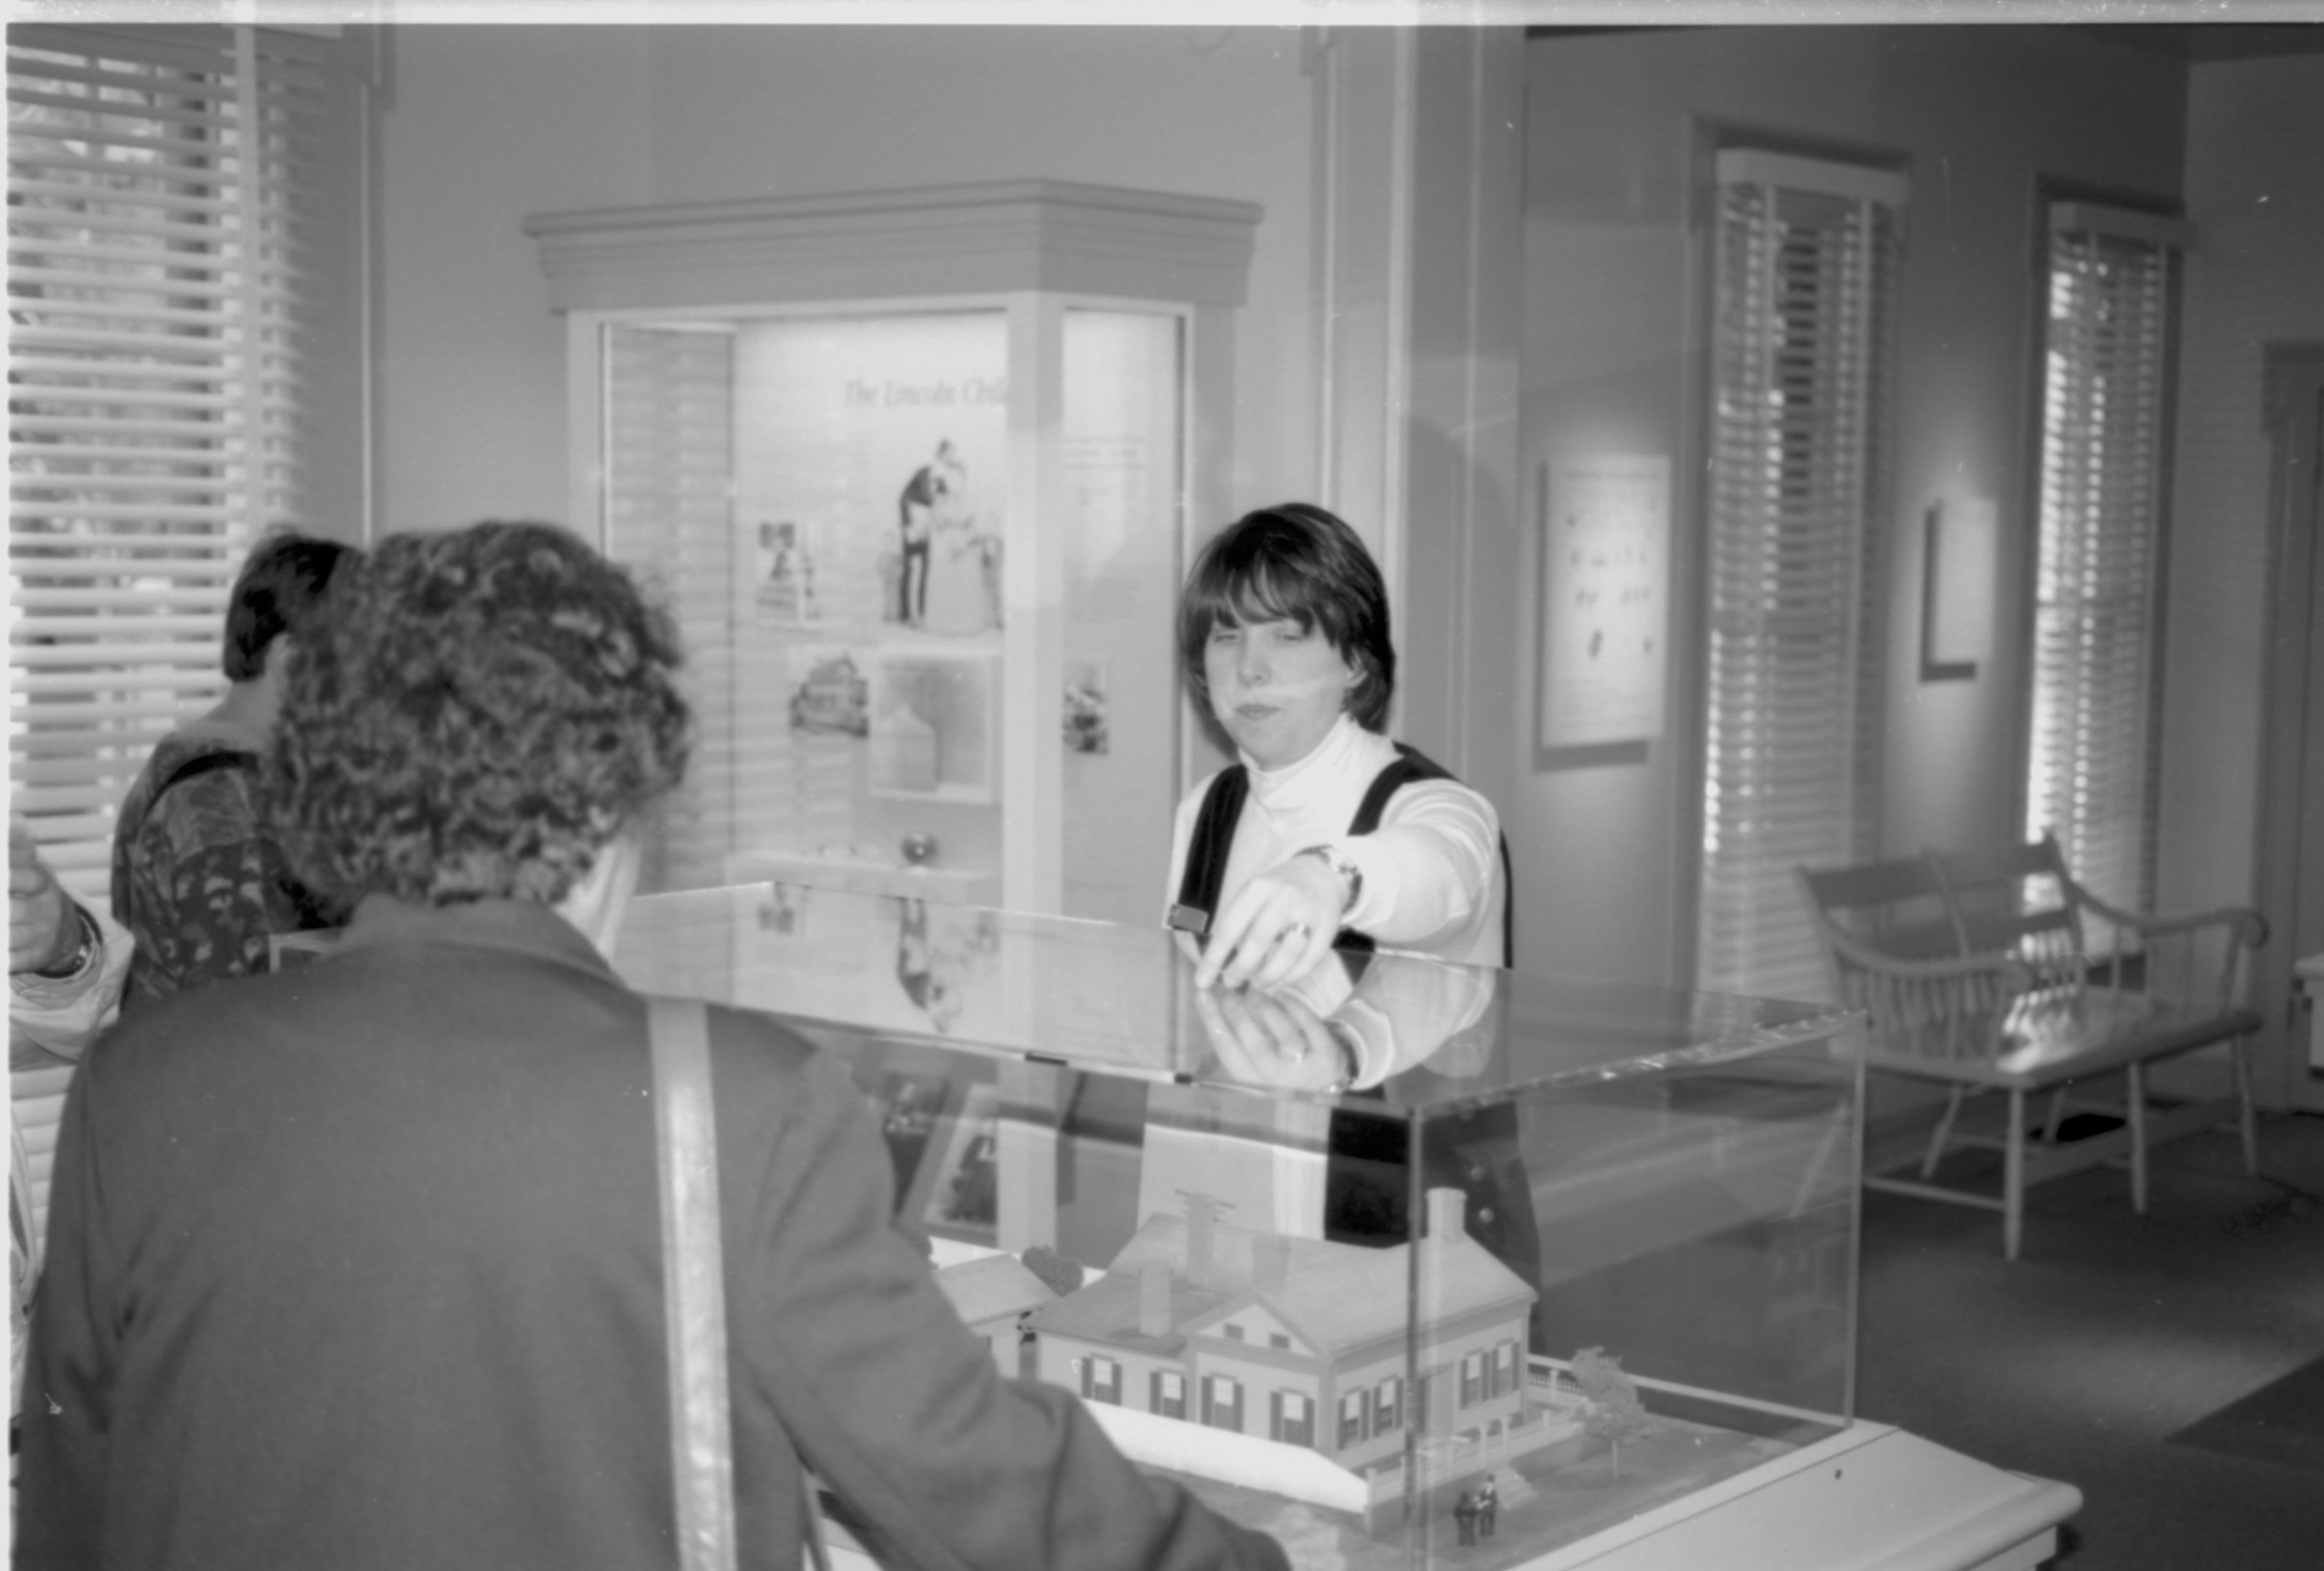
[1164,713,1505,970]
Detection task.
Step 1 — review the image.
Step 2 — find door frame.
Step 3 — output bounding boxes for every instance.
[2254,342,2324,1111]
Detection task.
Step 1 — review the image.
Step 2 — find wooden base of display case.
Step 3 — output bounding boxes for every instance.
[817,1421,2076,1571]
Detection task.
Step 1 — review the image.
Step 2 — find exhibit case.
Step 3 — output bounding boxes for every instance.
[615,883,2079,1571]
[527,182,1260,923]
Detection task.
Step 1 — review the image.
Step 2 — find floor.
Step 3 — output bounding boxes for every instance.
[1853,1109,2324,1571]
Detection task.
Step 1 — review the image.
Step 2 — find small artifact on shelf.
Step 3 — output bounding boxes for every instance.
[870,702,939,794]
[788,651,869,736]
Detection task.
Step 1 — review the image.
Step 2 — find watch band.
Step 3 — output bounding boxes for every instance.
[33,907,99,980]
[1296,842,1364,917]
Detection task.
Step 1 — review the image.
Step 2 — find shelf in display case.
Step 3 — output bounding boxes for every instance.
[610,883,2070,1569]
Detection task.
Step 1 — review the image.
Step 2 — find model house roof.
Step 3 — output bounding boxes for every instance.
[1030,1191,1536,1358]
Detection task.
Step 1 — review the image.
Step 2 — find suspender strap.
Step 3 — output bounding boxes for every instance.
[158,749,259,796]
[1352,746,1516,969]
[1168,764,1247,942]
[648,997,739,1571]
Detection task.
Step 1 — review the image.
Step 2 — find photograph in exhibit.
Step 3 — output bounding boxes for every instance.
[751,518,822,627]
[734,311,1007,639]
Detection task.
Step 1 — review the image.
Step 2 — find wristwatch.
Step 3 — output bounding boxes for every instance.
[1296,842,1364,918]
[34,907,99,980]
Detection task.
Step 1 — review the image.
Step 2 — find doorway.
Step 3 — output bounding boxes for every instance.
[2254,343,2324,1112]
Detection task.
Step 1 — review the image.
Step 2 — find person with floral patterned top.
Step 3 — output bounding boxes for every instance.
[108,531,360,1014]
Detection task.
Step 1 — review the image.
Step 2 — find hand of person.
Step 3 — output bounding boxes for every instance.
[1192,983,1356,1095]
[1193,851,1347,991]
[10,812,81,975]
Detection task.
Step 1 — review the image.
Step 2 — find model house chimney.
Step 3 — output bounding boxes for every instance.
[1139,1260,1172,1337]
[1184,1192,1219,1287]
[1425,1187,1469,1249]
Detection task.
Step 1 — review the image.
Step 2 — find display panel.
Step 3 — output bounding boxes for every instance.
[616,884,1862,1568]
[595,301,1192,918]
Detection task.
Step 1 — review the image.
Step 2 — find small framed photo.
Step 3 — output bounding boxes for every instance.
[749,518,823,628]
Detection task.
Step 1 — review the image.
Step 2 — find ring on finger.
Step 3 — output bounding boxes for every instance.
[1283,921,1314,945]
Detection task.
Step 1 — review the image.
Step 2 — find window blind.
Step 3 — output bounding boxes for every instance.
[1698,151,1906,1003]
[602,322,737,894]
[2027,205,2186,925]
[8,23,345,910]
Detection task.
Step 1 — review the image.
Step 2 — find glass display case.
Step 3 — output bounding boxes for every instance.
[607,882,2065,1571]
[528,182,1260,923]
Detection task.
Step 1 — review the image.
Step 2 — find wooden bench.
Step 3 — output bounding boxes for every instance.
[1796,836,2265,1260]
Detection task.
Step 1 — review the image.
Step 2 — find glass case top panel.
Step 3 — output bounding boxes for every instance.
[615,882,1857,1111]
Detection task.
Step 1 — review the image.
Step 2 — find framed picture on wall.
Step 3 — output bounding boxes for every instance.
[868,646,998,803]
[1537,453,1670,752]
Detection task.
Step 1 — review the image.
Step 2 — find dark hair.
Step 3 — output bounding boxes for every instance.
[267,521,691,909]
[222,532,360,681]
[1175,502,1395,737]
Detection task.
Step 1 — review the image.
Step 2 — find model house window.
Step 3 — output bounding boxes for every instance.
[1151,1370,1187,1419]
[1493,1340,1521,1398]
[1338,1389,1368,1447]
[1698,149,1908,1002]
[1460,1349,1487,1408]
[1079,1355,1121,1405]
[2026,203,2190,919]
[1222,1323,1245,1342]
[6,25,360,909]
[1268,1333,1291,1351]
[1374,1376,1402,1432]
[1201,1375,1244,1433]
[1270,1389,1314,1447]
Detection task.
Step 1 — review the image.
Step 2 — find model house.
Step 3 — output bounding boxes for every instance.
[1026,1188,1536,1479]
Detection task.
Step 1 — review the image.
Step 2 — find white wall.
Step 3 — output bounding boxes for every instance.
[1520,26,2189,989]
[374,24,1318,537]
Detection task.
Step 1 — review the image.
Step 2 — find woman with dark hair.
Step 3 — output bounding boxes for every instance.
[20,521,1291,1571]
[1156,506,1531,1318]
[1168,502,1507,1000]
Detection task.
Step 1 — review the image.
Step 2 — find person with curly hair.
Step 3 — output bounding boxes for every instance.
[108,529,360,1013]
[18,521,1293,1571]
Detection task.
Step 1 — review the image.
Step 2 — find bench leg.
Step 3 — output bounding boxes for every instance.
[2127,1060,2149,1216]
[1923,1086,1966,1179]
[2232,1035,2260,1175]
[2004,1088,2027,1262]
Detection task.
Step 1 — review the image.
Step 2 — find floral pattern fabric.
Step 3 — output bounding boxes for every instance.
[110,732,334,1014]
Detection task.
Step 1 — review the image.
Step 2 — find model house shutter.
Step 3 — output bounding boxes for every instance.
[7,23,358,909]
[2027,203,2188,923]
[1698,150,1907,1003]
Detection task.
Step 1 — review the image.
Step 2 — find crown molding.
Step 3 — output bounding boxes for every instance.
[525,179,1264,314]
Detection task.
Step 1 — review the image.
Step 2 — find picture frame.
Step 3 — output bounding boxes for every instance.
[1536,454,1669,754]
[1921,496,1997,682]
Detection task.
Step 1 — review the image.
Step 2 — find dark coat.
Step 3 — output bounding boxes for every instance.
[19,895,1286,1571]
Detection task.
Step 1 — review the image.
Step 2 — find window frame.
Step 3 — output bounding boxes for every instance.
[2020,197,2190,923]
[1688,145,1910,1004]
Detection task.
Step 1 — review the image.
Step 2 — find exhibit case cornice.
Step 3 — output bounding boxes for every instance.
[528,182,1261,924]
[615,883,2079,1571]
